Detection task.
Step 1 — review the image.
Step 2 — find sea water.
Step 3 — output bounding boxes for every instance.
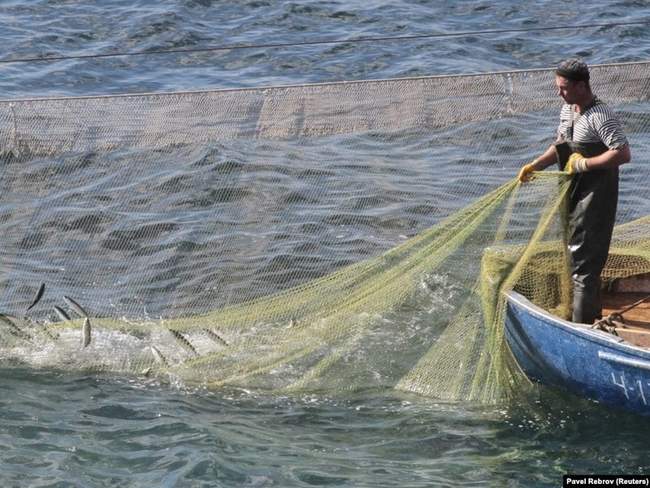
[0,1,649,486]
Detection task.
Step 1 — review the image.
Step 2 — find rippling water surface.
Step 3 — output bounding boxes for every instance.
[1,1,650,486]
[1,0,650,97]
[4,369,650,487]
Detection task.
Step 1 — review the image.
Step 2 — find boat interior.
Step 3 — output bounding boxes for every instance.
[601,273,650,348]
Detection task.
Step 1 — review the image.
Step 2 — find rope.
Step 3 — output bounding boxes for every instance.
[617,294,650,316]
[593,293,650,333]
[2,59,650,105]
[0,20,649,65]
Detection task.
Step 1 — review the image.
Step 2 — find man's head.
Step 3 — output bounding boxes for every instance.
[554,58,592,105]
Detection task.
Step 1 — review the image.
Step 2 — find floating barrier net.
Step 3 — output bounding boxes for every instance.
[0,63,649,403]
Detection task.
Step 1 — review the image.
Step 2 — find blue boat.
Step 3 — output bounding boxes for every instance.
[505,275,650,416]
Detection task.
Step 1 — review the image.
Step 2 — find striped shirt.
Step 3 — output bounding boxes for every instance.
[557,98,628,150]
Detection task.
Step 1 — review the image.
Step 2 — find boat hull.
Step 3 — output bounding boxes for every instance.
[505,291,650,416]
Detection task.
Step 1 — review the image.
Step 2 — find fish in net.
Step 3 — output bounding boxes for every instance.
[0,63,649,403]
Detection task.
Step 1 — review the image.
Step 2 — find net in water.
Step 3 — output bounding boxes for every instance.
[0,63,649,403]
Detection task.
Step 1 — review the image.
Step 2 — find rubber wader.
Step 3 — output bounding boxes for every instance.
[554,100,619,324]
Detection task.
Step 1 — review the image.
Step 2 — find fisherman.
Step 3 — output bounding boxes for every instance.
[518,58,631,324]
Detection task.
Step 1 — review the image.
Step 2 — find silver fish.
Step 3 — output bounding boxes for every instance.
[168,329,198,356]
[0,313,32,341]
[63,295,89,318]
[53,306,71,322]
[150,345,169,367]
[81,317,91,347]
[203,328,228,346]
[26,283,45,312]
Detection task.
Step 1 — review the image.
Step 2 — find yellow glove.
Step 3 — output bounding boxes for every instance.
[518,162,536,183]
[565,152,589,174]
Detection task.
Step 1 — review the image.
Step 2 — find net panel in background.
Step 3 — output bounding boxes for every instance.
[0,63,648,402]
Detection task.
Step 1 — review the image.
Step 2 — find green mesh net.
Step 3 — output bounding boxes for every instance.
[0,63,649,403]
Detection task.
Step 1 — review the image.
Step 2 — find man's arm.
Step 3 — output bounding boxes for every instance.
[518,143,561,182]
[566,144,631,174]
[529,143,562,171]
[582,145,631,170]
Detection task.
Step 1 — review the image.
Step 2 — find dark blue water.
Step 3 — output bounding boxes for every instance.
[1,0,650,98]
[1,1,650,486]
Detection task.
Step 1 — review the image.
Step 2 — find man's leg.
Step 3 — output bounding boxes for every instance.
[572,273,602,324]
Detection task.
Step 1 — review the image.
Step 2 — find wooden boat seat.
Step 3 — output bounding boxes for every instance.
[601,273,650,348]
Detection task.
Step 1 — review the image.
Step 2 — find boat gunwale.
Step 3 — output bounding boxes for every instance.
[504,290,650,359]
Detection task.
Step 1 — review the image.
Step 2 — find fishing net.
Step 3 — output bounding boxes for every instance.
[0,62,649,403]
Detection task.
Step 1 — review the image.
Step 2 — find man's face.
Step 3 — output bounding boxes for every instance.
[555,75,585,104]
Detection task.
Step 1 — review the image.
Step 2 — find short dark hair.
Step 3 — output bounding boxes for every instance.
[555,58,590,83]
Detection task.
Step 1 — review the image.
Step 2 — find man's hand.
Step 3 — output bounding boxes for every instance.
[518,162,536,183]
[565,153,589,174]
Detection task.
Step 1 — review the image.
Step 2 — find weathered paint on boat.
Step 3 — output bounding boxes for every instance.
[505,291,650,415]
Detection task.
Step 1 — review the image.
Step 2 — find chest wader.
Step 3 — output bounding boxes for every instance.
[554,102,619,324]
